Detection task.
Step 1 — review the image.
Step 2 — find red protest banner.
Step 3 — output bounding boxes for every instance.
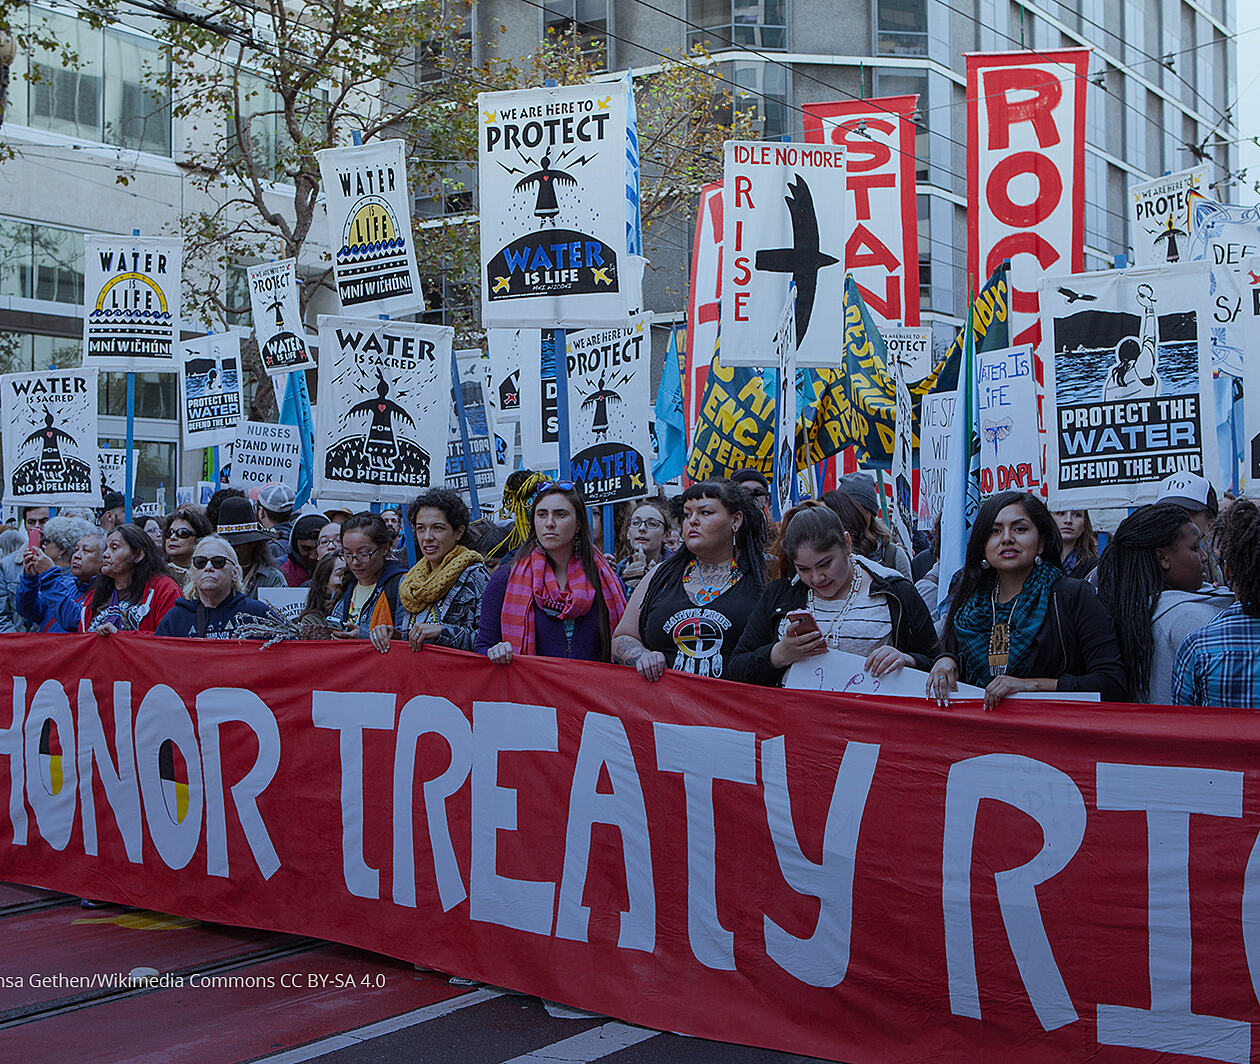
[685,182,723,452]
[803,95,921,327]
[967,49,1089,353]
[3,635,1260,1064]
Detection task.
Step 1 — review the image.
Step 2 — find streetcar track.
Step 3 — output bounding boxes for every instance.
[0,937,324,1030]
[0,893,78,918]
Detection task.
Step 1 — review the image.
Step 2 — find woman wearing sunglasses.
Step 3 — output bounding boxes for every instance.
[163,504,212,583]
[328,512,408,639]
[156,536,270,638]
[477,476,627,664]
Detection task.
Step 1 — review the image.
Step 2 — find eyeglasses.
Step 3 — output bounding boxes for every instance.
[345,545,384,563]
[167,528,196,540]
[317,536,341,548]
[746,488,770,500]
[629,517,664,530]
[191,555,230,571]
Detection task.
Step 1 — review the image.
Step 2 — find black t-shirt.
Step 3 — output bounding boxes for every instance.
[638,568,762,679]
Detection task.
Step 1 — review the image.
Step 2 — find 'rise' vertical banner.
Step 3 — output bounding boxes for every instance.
[802,95,921,327]
[967,50,1088,352]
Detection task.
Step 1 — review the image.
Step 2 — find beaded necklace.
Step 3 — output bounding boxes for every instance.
[685,557,739,605]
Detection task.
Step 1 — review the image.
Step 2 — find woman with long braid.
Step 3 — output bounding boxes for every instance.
[1173,498,1260,707]
[1096,503,1233,703]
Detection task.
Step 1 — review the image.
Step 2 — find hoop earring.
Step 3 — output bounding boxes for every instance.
[1034,555,1044,567]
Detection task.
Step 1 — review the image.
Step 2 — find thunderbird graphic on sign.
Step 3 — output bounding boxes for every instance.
[754,176,840,344]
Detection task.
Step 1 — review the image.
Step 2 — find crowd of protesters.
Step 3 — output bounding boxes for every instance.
[2,465,1258,708]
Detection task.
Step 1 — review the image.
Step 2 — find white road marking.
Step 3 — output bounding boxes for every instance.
[499,1021,661,1062]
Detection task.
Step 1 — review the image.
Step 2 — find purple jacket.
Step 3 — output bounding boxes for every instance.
[475,563,607,661]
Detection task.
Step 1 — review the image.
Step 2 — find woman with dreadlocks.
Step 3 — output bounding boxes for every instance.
[476,472,627,664]
[1096,503,1233,703]
[1173,498,1260,707]
[613,480,767,681]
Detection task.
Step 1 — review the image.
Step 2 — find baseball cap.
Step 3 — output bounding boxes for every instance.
[258,482,296,515]
[1155,472,1218,516]
[101,491,126,512]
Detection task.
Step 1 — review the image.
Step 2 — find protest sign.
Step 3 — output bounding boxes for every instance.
[967,49,1088,351]
[686,182,723,443]
[564,314,653,505]
[519,330,561,470]
[447,349,508,506]
[314,317,452,502]
[802,94,920,326]
[1041,262,1217,508]
[316,139,423,316]
[977,344,1041,497]
[721,140,847,367]
[230,422,301,493]
[478,82,634,328]
[246,259,315,375]
[487,328,529,426]
[1129,167,1209,267]
[256,586,307,621]
[916,392,954,528]
[771,290,797,518]
[178,334,245,449]
[891,360,914,548]
[884,325,934,380]
[0,637,1253,1064]
[1,368,99,508]
[97,447,138,498]
[83,235,181,371]
[786,648,985,699]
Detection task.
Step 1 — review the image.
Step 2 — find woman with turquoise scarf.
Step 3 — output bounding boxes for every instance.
[927,491,1126,709]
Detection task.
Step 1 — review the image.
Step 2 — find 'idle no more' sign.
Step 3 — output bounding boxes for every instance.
[231,422,301,491]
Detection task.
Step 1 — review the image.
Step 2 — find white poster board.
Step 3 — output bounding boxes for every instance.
[247,259,316,375]
[231,421,302,493]
[447,348,509,507]
[976,344,1042,497]
[314,316,452,502]
[316,139,424,316]
[83,235,182,371]
[98,446,138,498]
[721,141,847,367]
[477,81,634,327]
[1128,167,1208,267]
[1,368,99,508]
[178,333,245,449]
[563,314,654,505]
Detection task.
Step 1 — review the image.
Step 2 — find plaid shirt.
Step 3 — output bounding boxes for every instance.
[1172,603,1260,708]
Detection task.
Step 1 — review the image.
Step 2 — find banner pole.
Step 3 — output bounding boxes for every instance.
[451,347,482,520]
[212,446,221,490]
[124,225,140,525]
[554,328,572,479]
[602,503,614,555]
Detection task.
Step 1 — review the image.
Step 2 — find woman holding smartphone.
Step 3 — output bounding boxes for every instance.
[728,501,939,687]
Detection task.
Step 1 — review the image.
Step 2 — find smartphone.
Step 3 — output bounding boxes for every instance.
[786,610,819,635]
[27,527,40,552]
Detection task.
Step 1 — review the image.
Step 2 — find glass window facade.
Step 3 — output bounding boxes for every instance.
[877,0,927,56]
[9,7,171,155]
[0,218,85,305]
[689,0,787,51]
[225,72,328,182]
[727,61,788,139]
[544,0,611,70]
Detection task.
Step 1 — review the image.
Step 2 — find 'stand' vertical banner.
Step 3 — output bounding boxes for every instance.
[685,182,723,451]
[802,95,921,327]
[967,49,1089,352]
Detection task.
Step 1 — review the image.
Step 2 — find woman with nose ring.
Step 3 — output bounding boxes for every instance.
[727,501,938,686]
[927,491,1126,709]
[369,488,489,653]
[613,480,766,681]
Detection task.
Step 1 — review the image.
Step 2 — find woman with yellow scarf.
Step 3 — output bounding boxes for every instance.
[369,488,489,653]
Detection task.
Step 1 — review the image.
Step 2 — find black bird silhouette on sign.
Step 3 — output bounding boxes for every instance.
[1057,286,1098,304]
[754,175,839,344]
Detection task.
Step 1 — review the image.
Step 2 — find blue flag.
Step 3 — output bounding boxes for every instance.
[277,370,315,508]
[652,324,686,482]
[624,70,642,258]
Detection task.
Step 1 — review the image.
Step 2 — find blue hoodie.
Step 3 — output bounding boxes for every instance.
[328,558,407,638]
[154,591,271,638]
[18,567,93,634]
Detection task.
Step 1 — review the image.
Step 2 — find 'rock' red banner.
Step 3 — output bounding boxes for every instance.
[3,635,1260,1064]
